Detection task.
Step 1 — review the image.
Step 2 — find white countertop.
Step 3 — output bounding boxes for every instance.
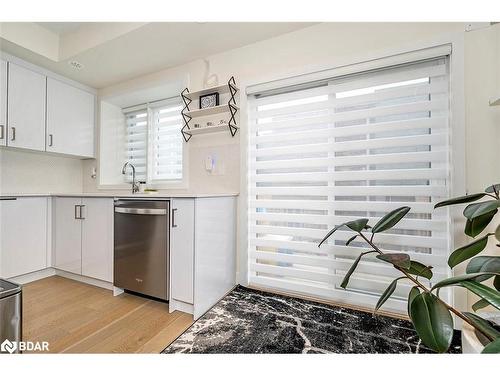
[0,192,239,199]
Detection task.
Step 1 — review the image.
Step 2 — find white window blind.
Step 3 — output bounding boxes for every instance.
[124,98,184,184]
[125,109,148,182]
[248,57,451,313]
[150,101,184,182]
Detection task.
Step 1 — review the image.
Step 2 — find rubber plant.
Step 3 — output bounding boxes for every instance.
[318,183,500,353]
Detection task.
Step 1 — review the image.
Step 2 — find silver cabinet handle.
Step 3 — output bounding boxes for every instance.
[0,125,4,140]
[114,207,166,215]
[74,205,79,219]
[79,205,85,219]
[172,208,178,227]
[10,126,16,141]
[48,134,53,147]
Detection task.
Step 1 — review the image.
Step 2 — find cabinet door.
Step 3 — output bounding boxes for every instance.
[53,197,82,274]
[0,198,48,278]
[7,63,46,151]
[81,198,113,282]
[170,198,194,304]
[0,60,7,147]
[47,78,95,158]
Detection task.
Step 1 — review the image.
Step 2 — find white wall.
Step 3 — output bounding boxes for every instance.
[463,24,500,310]
[0,148,83,194]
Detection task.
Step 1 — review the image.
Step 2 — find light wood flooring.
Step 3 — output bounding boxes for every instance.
[22,276,193,353]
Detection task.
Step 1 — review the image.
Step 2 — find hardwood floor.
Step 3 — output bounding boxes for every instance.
[22,276,193,353]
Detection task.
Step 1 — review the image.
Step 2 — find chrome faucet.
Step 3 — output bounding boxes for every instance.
[122,162,140,194]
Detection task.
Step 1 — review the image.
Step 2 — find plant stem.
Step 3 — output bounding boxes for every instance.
[357,232,496,342]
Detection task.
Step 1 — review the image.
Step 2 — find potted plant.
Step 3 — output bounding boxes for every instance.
[318,183,500,353]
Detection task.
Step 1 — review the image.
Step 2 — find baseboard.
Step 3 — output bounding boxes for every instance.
[169,298,194,315]
[54,269,113,290]
[8,268,56,285]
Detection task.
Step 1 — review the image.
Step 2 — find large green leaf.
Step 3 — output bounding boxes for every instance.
[375,277,404,312]
[340,251,376,289]
[431,272,499,291]
[462,312,500,340]
[345,235,357,246]
[407,261,433,280]
[495,224,500,242]
[485,184,500,194]
[472,298,490,312]
[345,218,369,232]
[408,286,420,319]
[466,256,500,274]
[482,338,500,353]
[318,218,369,247]
[464,201,500,220]
[318,225,341,247]
[371,207,410,234]
[466,256,500,289]
[410,292,454,353]
[376,253,411,270]
[461,281,500,310]
[434,193,487,209]
[465,210,497,237]
[448,235,491,268]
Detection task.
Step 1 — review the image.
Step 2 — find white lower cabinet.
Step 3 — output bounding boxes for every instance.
[0,197,48,279]
[170,198,195,304]
[54,197,82,274]
[53,197,113,282]
[81,198,113,282]
[169,197,236,319]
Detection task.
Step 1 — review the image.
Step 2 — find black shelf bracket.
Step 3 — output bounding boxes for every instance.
[181,88,192,142]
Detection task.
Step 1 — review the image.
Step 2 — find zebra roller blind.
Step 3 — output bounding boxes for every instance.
[248,57,451,313]
[124,98,183,184]
[125,108,148,182]
[150,101,184,182]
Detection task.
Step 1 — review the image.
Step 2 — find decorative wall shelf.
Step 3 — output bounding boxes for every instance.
[184,104,239,119]
[489,95,500,106]
[184,123,240,136]
[183,83,234,101]
[181,76,238,142]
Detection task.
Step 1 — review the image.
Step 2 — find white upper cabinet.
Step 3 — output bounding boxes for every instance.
[0,60,7,147]
[47,78,95,158]
[7,63,46,151]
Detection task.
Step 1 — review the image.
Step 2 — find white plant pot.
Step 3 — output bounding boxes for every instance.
[461,312,500,353]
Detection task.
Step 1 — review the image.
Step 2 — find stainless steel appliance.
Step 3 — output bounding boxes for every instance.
[0,279,22,354]
[114,200,169,300]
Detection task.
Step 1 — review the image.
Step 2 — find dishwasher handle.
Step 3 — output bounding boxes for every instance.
[114,207,167,215]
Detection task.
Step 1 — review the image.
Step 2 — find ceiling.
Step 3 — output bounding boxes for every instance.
[35,22,85,35]
[1,22,315,89]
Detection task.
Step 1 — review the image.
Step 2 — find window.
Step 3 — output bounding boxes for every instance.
[124,98,184,185]
[125,109,148,182]
[247,57,451,313]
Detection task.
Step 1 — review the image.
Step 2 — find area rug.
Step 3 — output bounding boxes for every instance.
[163,285,461,354]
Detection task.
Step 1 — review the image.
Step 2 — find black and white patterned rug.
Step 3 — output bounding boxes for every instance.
[163,286,461,354]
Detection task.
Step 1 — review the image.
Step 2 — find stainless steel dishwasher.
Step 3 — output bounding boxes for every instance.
[0,279,22,353]
[114,200,169,300]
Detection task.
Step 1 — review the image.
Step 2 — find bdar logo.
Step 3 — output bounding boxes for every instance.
[1,339,17,354]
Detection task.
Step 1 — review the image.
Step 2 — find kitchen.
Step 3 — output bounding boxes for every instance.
[1,15,500,363]
[0,23,244,352]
